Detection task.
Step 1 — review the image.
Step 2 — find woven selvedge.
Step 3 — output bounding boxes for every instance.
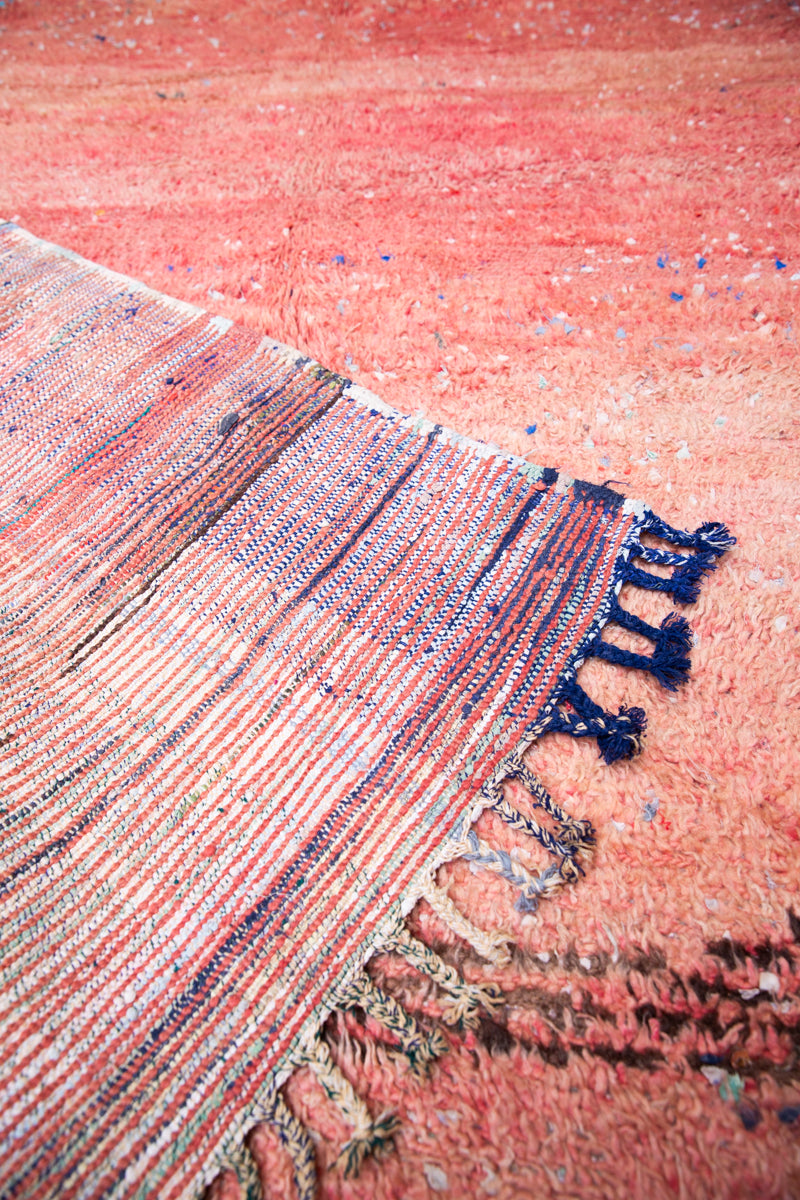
[0,224,732,1199]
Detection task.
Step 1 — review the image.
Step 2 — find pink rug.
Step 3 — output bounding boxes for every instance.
[1,0,798,1196]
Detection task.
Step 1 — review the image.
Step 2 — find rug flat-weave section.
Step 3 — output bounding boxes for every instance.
[2,224,660,1197]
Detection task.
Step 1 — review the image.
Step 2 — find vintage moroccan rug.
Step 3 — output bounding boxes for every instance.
[2,0,800,1196]
[0,223,736,1198]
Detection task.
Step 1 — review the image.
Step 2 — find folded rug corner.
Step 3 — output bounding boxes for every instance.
[0,222,735,1199]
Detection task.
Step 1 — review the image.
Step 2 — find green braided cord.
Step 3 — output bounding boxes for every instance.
[269,1095,317,1200]
[297,1040,399,1178]
[385,924,505,1030]
[337,974,448,1077]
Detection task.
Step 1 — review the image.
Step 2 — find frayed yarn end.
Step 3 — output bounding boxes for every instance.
[596,704,647,765]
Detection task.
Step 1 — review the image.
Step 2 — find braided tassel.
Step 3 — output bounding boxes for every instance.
[337,973,448,1077]
[544,680,647,764]
[385,923,505,1030]
[269,1095,317,1200]
[422,882,513,967]
[298,1040,398,1177]
[461,829,577,915]
[641,513,735,556]
[504,758,596,848]
[211,1142,262,1200]
[594,602,693,692]
[625,515,735,605]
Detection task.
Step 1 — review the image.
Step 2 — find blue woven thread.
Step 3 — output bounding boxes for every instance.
[505,759,594,845]
[492,765,595,858]
[590,601,693,691]
[461,829,561,914]
[636,543,698,568]
[629,517,735,604]
[545,680,647,765]
[492,795,578,860]
[642,513,736,555]
[623,560,697,604]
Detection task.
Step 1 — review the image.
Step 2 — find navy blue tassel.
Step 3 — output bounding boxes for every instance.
[694,520,737,555]
[642,513,736,557]
[668,554,717,605]
[594,601,692,691]
[546,680,647,764]
[656,610,693,656]
[595,704,647,765]
[629,515,735,604]
[623,557,716,606]
[651,612,693,688]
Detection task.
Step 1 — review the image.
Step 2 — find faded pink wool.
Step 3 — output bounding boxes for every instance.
[1,0,798,1197]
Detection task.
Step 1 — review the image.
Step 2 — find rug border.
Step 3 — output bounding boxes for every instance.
[0,219,700,1200]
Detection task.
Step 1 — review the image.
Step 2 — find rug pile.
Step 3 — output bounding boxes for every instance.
[1,221,734,1196]
[1,1,798,1197]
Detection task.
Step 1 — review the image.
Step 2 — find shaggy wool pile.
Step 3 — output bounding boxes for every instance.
[0,0,798,1198]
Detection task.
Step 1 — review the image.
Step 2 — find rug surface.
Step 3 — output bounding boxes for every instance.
[1,221,731,1197]
[1,0,799,1198]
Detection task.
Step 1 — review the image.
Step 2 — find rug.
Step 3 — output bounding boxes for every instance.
[1,0,799,1197]
[0,219,734,1196]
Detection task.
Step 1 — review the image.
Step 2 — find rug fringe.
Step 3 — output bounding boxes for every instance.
[267,1094,317,1200]
[624,515,735,604]
[461,829,565,915]
[382,921,505,1030]
[421,882,513,967]
[297,1038,399,1178]
[486,756,596,859]
[335,972,449,1077]
[528,510,735,762]
[591,599,693,692]
[208,506,735,1200]
[640,513,736,556]
[542,679,648,765]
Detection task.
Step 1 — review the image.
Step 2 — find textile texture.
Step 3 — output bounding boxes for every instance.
[1,1,799,1198]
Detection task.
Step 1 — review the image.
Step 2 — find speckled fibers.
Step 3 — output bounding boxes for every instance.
[1,1,798,1198]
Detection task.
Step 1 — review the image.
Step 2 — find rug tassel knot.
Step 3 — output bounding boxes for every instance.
[298,1039,399,1177]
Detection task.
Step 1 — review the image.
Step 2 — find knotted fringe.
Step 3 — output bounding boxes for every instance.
[488,756,595,864]
[641,514,736,555]
[462,830,569,915]
[544,679,647,765]
[625,516,736,605]
[383,922,505,1030]
[215,1138,262,1200]
[451,754,597,912]
[267,1095,317,1200]
[208,508,734,1200]
[336,973,449,1076]
[525,515,735,764]
[591,601,693,692]
[297,1039,399,1177]
[246,922,510,1194]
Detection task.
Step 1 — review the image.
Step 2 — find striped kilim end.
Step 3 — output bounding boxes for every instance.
[0,223,733,1198]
